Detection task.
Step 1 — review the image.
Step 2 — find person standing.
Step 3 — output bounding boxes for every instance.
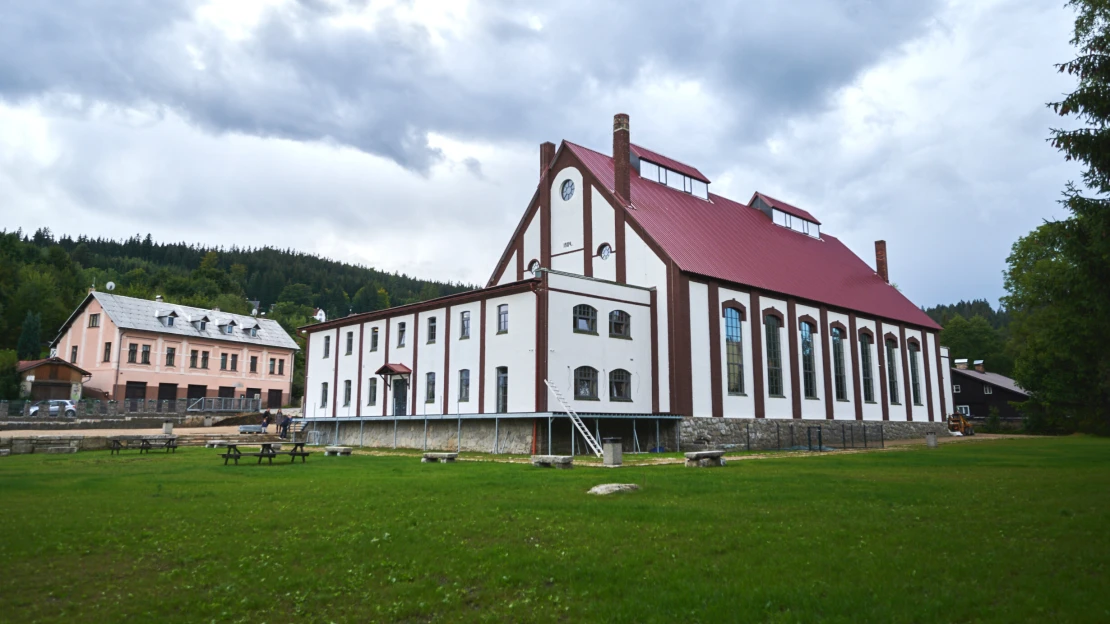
[261,410,271,434]
[278,409,289,439]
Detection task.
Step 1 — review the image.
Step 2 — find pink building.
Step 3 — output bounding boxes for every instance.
[52,291,299,408]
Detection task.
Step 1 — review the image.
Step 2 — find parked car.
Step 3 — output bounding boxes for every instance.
[29,400,77,418]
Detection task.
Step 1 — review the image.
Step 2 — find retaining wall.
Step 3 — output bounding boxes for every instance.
[680,417,948,451]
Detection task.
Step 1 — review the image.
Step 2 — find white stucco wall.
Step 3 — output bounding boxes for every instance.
[907,329,929,422]
[523,212,541,274]
[856,317,883,421]
[940,345,953,418]
[551,250,584,273]
[795,303,825,420]
[448,303,481,415]
[334,326,361,417]
[550,166,584,262]
[718,288,755,418]
[414,307,447,416]
[687,282,712,417]
[827,311,855,420]
[760,296,792,419]
[382,314,416,416]
[305,329,336,418]
[926,331,942,421]
[359,320,387,415]
[483,291,536,413]
[623,225,670,412]
[591,186,616,282]
[497,251,517,286]
[546,274,653,414]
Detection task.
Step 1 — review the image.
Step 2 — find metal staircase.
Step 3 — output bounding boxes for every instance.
[544,379,603,457]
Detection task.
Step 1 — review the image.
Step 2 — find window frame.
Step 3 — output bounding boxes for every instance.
[201,351,209,369]
[230,354,238,371]
[343,380,352,407]
[724,308,744,395]
[495,367,508,413]
[574,366,599,401]
[425,372,436,403]
[89,313,100,328]
[397,322,407,347]
[166,347,176,368]
[609,310,631,339]
[127,344,137,364]
[886,338,900,405]
[609,368,631,402]
[801,321,817,399]
[70,345,78,364]
[765,315,784,397]
[346,331,354,355]
[831,328,847,401]
[323,335,331,358]
[370,327,379,351]
[140,344,151,365]
[984,385,993,395]
[953,384,961,394]
[427,317,437,344]
[278,359,284,375]
[459,311,470,339]
[321,382,329,408]
[497,304,508,333]
[909,344,922,406]
[367,378,378,406]
[860,334,875,402]
[573,304,598,335]
[103,342,112,363]
[458,369,470,402]
[249,355,258,373]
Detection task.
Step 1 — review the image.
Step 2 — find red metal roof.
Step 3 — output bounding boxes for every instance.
[565,141,940,330]
[751,192,822,225]
[375,363,412,376]
[630,144,710,183]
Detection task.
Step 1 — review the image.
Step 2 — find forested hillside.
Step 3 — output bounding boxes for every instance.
[0,228,474,399]
[922,299,1013,376]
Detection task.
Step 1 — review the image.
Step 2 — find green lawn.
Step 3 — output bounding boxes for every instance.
[1,437,1108,623]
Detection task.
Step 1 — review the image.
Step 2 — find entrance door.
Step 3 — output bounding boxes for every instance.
[392,378,408,416]
[125,382,148,412]
[246,388,261,411]
[268,389,283,409]
[218,386,235,411]
[187,385,207,410]
[158,383,178,412]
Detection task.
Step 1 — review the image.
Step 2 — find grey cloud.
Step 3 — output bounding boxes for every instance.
[0,0,940,172]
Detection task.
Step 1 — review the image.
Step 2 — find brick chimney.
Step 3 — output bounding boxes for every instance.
[613,113,630,204]
[954,358,968,370]
[974,360,985,372]
[540,141,555,177]
[875,240,889,283]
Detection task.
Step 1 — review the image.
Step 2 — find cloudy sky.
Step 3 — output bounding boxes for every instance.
[0,0,1081,307]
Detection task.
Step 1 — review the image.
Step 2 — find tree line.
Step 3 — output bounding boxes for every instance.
[0,229,474,400]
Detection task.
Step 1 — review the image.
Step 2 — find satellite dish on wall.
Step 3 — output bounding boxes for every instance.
[106,282,116,291]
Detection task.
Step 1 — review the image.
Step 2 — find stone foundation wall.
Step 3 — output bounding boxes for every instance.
[680,417,948,451]
[308,419,537,454]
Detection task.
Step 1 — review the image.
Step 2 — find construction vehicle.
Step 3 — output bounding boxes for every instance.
[947,413,975,436]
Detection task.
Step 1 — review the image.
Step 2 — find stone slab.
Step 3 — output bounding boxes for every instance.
[324,446,352,456]
[685,456,727,468]
[684,450,725,460]
[421,452,458,463]
[39,446,78,454]
[587,483,640,495]
[0,449,9,457]
[532,455,573,469]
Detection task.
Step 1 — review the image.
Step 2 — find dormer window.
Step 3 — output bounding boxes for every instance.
[199,321,206,331]
[638,159,709,200]
[155,310,178,327]
[225,325,234,335]
[250,327,257,337]
[772,210,820,239]
[751,193,822,240]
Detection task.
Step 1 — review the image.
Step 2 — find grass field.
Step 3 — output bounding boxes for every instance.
[1,437,1108,623]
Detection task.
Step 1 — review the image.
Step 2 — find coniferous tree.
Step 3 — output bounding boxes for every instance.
[1004,0,1110,433]
[16,311,41,360]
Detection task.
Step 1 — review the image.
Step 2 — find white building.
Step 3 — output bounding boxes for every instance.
[302,115,953,453]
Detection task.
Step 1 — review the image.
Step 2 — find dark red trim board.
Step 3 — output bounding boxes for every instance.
[820,307,833,420]
[787,299,801,419]
[707,282,723,418]
[751,291,765,418]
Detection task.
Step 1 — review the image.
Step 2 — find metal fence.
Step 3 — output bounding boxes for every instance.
[186,397,262,413]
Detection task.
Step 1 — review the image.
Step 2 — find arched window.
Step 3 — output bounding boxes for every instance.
[860,333,875,402]
[724,308,744,394]
[765,314,784,396]
[609,369,631,401]
[609,310,630,338]
[574,366,598,399]
[573,305,597,334]
[801,321,817,399]
[831,327,847,401]
[908,342,922,406]
[886,338,900,404]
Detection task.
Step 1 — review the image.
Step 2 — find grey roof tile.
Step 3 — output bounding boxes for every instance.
[93,292,299,351]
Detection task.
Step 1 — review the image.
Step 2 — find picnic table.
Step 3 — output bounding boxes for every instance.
[109,436,178,455]
[220,442,309,465]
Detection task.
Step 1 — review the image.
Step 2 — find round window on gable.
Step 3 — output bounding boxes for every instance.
[528,259,541,276]
[560,179,575,201]
[597,243,612,260]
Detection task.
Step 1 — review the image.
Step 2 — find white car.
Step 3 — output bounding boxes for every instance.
[29,400,77,418]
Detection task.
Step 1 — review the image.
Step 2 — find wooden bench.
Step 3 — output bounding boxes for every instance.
[531,455,573,469]
[109,437,177,455]
[421,452,458,463]
[324,446,352,457]
[684,450,727,467]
